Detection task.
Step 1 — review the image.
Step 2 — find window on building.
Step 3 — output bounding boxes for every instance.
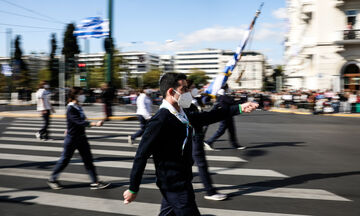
[346,10,358,28]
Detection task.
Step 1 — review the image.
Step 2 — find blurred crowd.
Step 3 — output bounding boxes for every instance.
[10,85,360,114]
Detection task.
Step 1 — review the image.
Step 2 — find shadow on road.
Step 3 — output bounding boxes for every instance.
[247,141,305,149]
[220,171,360,198]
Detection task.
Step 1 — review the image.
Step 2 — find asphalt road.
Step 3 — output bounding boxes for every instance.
[0,111,359,216]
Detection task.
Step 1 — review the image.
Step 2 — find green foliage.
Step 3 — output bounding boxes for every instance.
[143,69,161,88]
[38,68,51,82]
[88,67,105,88]
[49,33,59,88]
[62,24,80,59]
[62,23,80,81]
[12,35,30,89]
[0,73,7,93]
[187,70,209,88]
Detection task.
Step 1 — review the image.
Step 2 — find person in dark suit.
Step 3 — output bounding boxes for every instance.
[185,81,227,201]
[101,82,116,121]
[204,84,245,150]
[47,87,110,190]
[123,73,258,215]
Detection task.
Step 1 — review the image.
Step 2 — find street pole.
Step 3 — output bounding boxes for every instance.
[59,55,66,112]
[106,0,113,84]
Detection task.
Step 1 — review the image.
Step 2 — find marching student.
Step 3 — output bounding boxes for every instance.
[35,81,55,140]
[128,89,153,145]
[185,79,227,201]
[204,84,245,150]
[123,73,258,215]
[47,87,110,190]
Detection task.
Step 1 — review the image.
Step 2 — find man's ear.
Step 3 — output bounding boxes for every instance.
[166,88,174,97]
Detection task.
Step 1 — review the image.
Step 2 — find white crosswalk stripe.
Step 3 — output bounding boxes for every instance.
[0,153,282,177]
[0,186,312,216]
[0,168,350,201]
[0,117,352,215]
[0,142,246,162]
[8,126,140,133]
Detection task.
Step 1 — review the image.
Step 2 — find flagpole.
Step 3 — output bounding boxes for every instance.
[204,3,264,96]
[236,2,264,81]
[106,0,113,85]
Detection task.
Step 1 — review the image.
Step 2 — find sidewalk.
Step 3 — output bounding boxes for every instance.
[0,104,138,120]
[270,107,360,118]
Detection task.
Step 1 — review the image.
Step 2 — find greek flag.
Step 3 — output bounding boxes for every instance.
[1,64,12,77]
[205,3,263,96]
[74,17,109,38]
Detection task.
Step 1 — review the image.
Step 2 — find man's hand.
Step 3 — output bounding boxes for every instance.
[241,102,259,113]
[123,189,137,204]
[96,120,104,127]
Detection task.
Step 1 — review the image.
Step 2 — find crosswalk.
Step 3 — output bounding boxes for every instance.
[0,117,352,216]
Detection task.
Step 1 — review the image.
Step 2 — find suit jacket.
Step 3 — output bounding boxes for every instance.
[129,103,241,192]
[66,105,89,136]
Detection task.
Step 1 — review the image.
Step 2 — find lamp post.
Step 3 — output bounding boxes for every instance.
[105,0,113,84]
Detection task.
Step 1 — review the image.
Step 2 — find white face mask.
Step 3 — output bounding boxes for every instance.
[44,84,50,89]
[173,90,193,108]
[191,88,199,97]
[77,95,86,103]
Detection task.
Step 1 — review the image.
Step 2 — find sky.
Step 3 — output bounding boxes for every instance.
[0,0,287,65]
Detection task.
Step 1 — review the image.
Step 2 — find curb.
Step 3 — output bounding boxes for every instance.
[0,112,137,121]
[269,109,360,117]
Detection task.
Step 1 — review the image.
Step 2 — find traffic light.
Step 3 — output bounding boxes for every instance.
[79,75,86,81]
[77,63,86,73]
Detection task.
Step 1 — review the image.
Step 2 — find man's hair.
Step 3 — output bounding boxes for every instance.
[38,80,48,89]
[159,73,187,98]
[67,87,83,103]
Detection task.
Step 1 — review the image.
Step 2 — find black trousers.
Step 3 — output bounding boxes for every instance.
[104,103,113,118]
[50,135,98,183]
[192,134,216,196]
[39,110,50,138]
[159,184,201,216]
[205,117,239,148]
[131,115,147,140]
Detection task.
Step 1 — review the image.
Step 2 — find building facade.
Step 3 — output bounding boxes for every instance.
[174,49,266,90]
[284,0,360,92]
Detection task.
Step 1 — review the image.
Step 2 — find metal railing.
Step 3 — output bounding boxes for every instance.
[343,29,360,40]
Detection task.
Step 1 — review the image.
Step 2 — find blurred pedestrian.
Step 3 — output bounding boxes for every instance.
[128,89,153,145]
[47,87,110,190]
[35,81,55,140]
[101,83,116,121]
[185,80,227,201]
[204,85,245,150]
[123,73,258,215]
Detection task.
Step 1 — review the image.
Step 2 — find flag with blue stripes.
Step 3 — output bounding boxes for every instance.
[74,17,109,38]
[1,64,12,77]
[204,3,263,96]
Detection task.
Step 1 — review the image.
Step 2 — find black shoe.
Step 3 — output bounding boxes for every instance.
[47,180,63,190]
[90,181,111,190]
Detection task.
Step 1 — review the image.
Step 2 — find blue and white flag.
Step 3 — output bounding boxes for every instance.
[205,3,263,97]
[74,17,109,38]
[1,64,12,77]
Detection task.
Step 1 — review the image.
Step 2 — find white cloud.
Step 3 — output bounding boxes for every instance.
[272,8,288,19]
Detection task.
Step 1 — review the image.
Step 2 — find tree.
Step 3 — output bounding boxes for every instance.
[49,33,59,88]
[62,23,80,82]
[143,68,161,88]
[13,35,31,88]
[88,67,105,88]
[38,68,51,82]
[187,69,209,88]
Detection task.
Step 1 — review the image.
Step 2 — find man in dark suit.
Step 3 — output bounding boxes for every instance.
[204,84,245,150]
[123,73,258,215]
